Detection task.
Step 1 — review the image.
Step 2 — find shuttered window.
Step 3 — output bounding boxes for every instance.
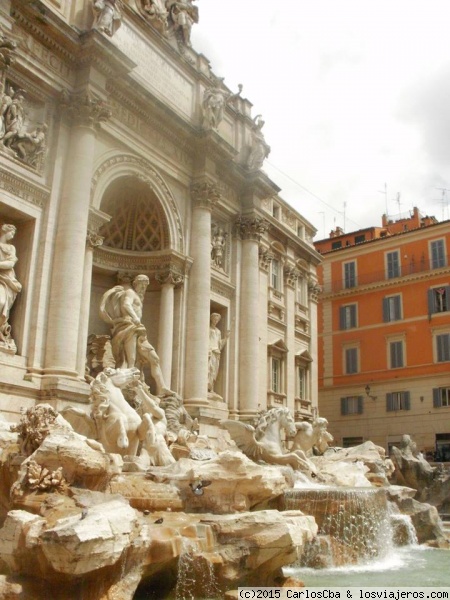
[428,286,450,315]
[345,348,358,374]
[433,388,450,408]
[339,304,357,329]
[436,333,450,363]
[389,341,404,369]
[341,396,364,415]
[383,295,402,322]
[343,262,356,288]
[386,391,411,411]
[386,251,400,279]
[431,239,446,269]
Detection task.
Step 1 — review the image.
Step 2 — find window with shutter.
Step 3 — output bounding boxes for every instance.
[341,396,363,415]
[386,391,411,411]
[431,239,446,269]
[340,304,357,329]
[436,333,450,362]
[433,387,450,407]
[383,295,402,322]
[345,348,358,374]
[343,261,356,288]
[386,251,400,279]
[389,341,404,368]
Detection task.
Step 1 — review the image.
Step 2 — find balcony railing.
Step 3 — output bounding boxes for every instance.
[324,256,450,293]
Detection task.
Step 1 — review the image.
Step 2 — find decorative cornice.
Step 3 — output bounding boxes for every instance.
[59,90,112,128]
[0,167,49,208]
[191,180,221,209]
[235,215,270,242]
[93,246,192,275]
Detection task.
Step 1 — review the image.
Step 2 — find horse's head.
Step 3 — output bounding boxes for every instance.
[279,407,297,438]
[103,367,140,389]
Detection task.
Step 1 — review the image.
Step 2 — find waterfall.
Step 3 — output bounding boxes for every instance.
[284,487,393,567]
[175,538,219,600]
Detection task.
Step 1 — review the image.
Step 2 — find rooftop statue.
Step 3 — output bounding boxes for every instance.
[222,407,317,475]
[0,223,22,352]
[99,274,173,396]
[166,0,198,48]
[202,81,243,130]
[92,0,122,37]
[140,0,168,31]
[247,114,271,171]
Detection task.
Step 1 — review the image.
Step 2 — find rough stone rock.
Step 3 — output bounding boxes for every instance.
[41,497,138,575]
[313,442,394,486]
[0,575,23,599]
[147,450,292,513]
[199,509,317,589]
[108,474,183,512]
[18,428,122,491]
[388,490,447,544]
[0,510,47,575]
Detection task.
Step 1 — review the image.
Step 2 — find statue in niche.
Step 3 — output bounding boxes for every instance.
[0,224,22,352]
[246,114,271,171]
[211,226,227,269]
[202,81,243,130]
[92,0,122,37]
[99,273,173,397]
[0,82,14,139]
[11,123,48,168]
[1,89,25,149]
[166,0,198,48]
[140,0,168,31]
[0,29,16,69]
[208,313,230,397]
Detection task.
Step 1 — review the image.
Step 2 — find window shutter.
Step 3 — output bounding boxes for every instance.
[382,298,389,322]
[341,397,348,415]
[386,393,393,411]
[428,289,436,316]
[394,295,402,320]
[339,306,346,330]
[404,391,411,410]
[433,388,441,408]
[358,396,364,414]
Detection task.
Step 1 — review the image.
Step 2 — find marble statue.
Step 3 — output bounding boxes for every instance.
[1,89,25,149]
[208,313,230,395]
[99,274,173,396]
[247,114,271,171]
[211,226,227,269]
[0,29,16,69]
[141,0,168,29]
[92,0,122,36]
[0,223,22,351]
[0,82,14,140]
[222,407,317,474]
[291,417,334,456]
[166,0,198,48]
[160,393,199,445]
[11,123,47,168]
[202,81,243,130]
[62,367,175,467]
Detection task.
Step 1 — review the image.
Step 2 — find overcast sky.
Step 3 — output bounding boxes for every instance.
[192,1,450,238]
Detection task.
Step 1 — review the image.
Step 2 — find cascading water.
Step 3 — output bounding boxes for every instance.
[174,538,219,600]
[284,487,393,567]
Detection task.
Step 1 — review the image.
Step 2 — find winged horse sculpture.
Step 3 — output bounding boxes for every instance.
[222,407,317,475]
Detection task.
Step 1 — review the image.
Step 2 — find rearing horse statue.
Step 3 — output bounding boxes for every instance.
[221,407,316,474]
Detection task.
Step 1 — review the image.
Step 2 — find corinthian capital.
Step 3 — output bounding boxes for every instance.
[191,180,221,209]
[60,90,112,128]
[155,267,184,287]
[86,230,104,249]
[284,265,300,288]
[235,215,270,242]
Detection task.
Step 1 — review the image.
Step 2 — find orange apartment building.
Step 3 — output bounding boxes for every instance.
[315,207,450,459]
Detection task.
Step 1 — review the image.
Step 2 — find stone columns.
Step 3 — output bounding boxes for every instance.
[44,94,111,377]
[156,268,184,389]
[236,216,269,420]
[308,279,322,415]
[284,265,299,414]
[184,181,220,405]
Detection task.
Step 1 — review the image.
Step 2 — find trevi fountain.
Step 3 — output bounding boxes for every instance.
[0,0,449,598]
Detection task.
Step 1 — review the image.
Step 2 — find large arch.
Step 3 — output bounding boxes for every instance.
[90,152,184,254]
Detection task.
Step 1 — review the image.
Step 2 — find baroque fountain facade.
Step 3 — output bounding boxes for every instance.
[0,1,449,598]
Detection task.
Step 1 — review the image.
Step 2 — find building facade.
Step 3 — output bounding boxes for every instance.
[0,0,321,433]
[315,208,450,459]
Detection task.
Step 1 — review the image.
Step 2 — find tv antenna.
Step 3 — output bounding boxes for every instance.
[435,188,450,221]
